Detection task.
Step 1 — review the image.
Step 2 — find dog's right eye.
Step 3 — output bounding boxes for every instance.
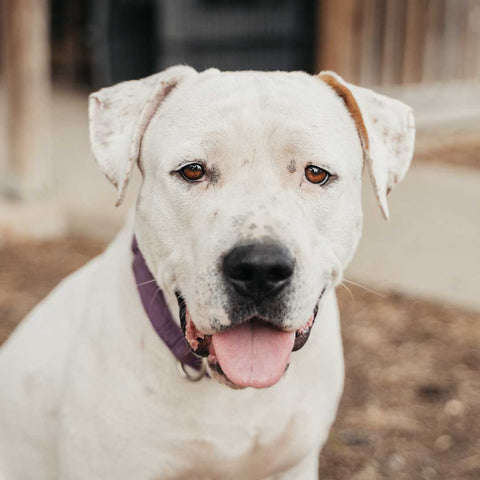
[179,163,205,182]
[305,165,331,186]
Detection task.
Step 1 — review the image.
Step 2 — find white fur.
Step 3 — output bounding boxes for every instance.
[0,67,414,479]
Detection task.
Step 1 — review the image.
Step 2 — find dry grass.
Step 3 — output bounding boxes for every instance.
[1,237,479,479]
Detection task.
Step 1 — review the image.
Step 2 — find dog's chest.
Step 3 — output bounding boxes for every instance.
[150,385,319,479]
[113,361,331,480]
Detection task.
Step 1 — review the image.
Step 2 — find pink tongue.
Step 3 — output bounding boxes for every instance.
[211,321,295,388]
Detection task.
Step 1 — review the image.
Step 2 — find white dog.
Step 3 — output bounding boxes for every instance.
[0,66,414,479]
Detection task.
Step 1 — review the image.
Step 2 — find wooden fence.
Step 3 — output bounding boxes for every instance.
[317,0,480,86]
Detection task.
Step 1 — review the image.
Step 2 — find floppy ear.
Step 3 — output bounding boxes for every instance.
[89,65,198,206]
[318,71,415,220]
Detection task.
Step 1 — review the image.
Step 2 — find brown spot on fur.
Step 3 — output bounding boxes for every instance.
[318,73,370,153]
[287,159,297,173]
[208,165,221,185]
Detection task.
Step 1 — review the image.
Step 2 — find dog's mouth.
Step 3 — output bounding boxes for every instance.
[175,291,323,389]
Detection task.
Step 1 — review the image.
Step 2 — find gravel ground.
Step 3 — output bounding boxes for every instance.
[1,237,479,479]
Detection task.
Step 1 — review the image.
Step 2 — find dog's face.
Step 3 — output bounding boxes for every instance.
[89,67,415,389]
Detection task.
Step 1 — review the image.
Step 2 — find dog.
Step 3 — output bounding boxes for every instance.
[0,66,414,479]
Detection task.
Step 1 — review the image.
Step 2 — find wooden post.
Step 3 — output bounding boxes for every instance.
[381,0,406,86]
[360,0,386,87]
[2,0,52,199]
[402,0,428,84]
[315,0,360,83]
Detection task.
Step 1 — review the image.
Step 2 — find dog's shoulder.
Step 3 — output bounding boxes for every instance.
[0,214,135,395]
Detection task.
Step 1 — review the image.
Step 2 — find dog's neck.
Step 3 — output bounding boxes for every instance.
[132,236,204,371]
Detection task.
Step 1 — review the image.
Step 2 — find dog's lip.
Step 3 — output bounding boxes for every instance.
[175,287,325,363]
[174,289,326,388]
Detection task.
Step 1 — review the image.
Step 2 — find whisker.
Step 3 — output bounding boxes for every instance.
[149,287,161,312]
[343,279,386,297]
[137,279,157,287]
[338,281,355,303]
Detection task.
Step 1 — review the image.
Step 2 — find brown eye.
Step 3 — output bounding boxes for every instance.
[179,163,205,182]
[305,165,330,185]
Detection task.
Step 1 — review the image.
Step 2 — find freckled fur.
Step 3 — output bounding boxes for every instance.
[207,164,221,185]
[287,159,297,173]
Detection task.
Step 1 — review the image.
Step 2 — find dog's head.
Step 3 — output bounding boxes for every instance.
[89,66,415,388]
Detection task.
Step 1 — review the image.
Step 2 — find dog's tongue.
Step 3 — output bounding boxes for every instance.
[211,321,295,388]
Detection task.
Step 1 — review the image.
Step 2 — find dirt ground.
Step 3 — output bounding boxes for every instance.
[0,237,479,480]
[415,128,480,169]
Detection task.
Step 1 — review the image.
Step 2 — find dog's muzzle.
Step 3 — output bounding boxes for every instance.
[174,241,327,389]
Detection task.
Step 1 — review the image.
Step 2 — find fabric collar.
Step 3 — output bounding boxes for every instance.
[131,237,204,371]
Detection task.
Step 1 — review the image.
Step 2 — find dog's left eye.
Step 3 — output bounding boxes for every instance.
[179,163,205,182]
[305,165,331,186]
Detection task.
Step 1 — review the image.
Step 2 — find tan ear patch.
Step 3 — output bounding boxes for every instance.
[316,70,415,220]
[318,73,370,153]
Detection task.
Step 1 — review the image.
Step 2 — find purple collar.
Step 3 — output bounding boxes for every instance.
[131,237,204,372]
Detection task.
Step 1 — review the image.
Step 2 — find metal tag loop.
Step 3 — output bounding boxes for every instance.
[177,359,207,382]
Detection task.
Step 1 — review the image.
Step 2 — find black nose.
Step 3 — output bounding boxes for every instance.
[223,243,295,301]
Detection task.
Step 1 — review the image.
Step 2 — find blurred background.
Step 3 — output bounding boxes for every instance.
[0,1,479,478]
